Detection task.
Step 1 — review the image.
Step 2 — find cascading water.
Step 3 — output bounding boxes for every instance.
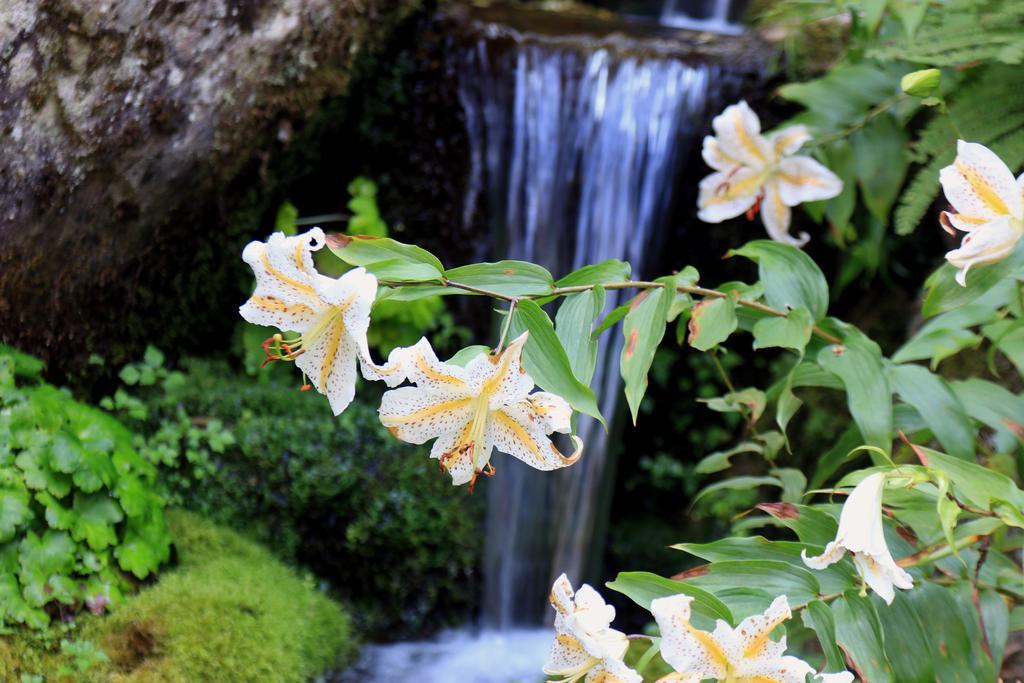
[456,20,718,628]
[661,0,742,34]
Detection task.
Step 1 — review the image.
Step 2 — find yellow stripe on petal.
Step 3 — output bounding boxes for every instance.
[318,318,345,393]
[705,171,768,206]
[414,354,467,386]
[384,398,473,424]
[261,253,318,297]
[776,170,828,187]
[493,410,544,460]
[686,623,730,671]
[956,160,1011,215]
[293,240,306,271]
[249,295,316,317]
[742,611,789,659]
[733,112,766,164]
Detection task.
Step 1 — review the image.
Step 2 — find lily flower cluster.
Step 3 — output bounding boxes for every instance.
[543,575,854,683]
[239,228,582,488]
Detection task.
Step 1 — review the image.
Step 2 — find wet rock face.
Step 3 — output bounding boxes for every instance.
[0,0,418,379]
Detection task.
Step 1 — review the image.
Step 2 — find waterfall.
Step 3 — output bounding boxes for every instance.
[661,0,742,34]
[456,22,718,628]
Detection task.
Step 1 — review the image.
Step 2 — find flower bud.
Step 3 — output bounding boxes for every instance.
[901,69,941,98]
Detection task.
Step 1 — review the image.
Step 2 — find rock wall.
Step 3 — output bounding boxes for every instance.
[0,0,420,380]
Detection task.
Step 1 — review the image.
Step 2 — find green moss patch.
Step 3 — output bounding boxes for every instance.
[1,510,355,682]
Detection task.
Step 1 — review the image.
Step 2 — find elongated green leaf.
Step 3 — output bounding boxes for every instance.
[802,600,847,673]
[688,293,738,351]
[511,300,603,425]
[832,592,895,682]
[729,241,829,320]
[606,571,733,629]
[757,502,839,547]
[693,476,783,506]
[328,235,444,278]
[592,303,630,339]
[555,260,631,287]
[556,287,605,387]
[446,345,490,367]
[871,593,936,683]
[695,442,763,475]
[892,304,995,367]
[983,318,1024,374]
[907,582,985,682]
[809,426,864,489]
[444,261,554,298]
[922,240,1024,317]
[818,332,893,455]
[752,307,813,352]
[673,537,854,595]
[852,114,909,224]
[685,560,820,609]
[914,445,1024,526]
[980,588,1010,670]
[951,378,1024,451]
[890,364,975,460]
[620,281,673,423]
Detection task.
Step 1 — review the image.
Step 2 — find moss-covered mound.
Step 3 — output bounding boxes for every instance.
[1,510,355,682]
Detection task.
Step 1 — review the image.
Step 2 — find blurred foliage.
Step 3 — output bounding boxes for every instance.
[0,510,353,682]
[106,352,482,640]
[0,346,170,630]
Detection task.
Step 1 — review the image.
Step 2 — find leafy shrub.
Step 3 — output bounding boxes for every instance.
[0,346,170,629]
[0,509,355,682]
[110,356,482,640]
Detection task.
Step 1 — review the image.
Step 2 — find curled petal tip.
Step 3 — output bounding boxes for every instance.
[557,435,584,465]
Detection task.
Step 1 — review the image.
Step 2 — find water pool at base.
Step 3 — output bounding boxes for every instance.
[337,628,551,683]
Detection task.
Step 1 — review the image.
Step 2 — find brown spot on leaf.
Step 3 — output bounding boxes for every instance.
[324,233,351,249]
[687,300,711,345]
[831,345,845,356]
[756,501,799,520]
[1003,419,1024,440]
[503,268,514,275]
[629,290,651,311]
[670,564,710,580]
[899,431,930,465]
[625,329,639,359]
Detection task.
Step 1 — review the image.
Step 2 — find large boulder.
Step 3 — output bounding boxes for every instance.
[0,0,418,379]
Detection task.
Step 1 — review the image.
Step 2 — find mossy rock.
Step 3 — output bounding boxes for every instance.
[1,510,356,682]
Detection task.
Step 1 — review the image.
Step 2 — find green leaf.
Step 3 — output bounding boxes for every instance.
[752,307,813,352]
[821,140,857,235]
[694,442,762,475]
[328,235,444,280]
[673,537,853,595]
[606,571,733,629]
[980,588,1010,670]
[445,345,490,368]
[687,293,738,351]
[906,582,985,682]
[556,287,605,387]
[36,491,75,531]
[684,560,821,610]
[809,426,864,489]
[915,445,1024,526]
[114,514,170,579]
[889,364,975,460]
[620,283,673,424]
[831,592,895,682]
[444,261,554,298]
[892,304,994,367]
[802,600,847,673]
[142,346,165,369]
[554,259,631,287]
[817,332,893,455]
[72,493,124,551]
[852,114,909,224]
[757,502,839,547]
[0,344,45,380]
[871,593,935,683]
[592,303,630,339]
[983,318,1024,374]
[775,365,803,448]
[15,448,72,498]
[510,300,603,425]
[729,241,829,320]
[0,489,32,543]
[951,378,1024,451]
[922,240,1024,317]
[700,388,766,423]
[49,433,86,473]
[693,476,783,506]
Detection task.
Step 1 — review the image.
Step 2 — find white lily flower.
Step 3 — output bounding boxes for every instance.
[652,594,855,683]
[378,333,582,488]
[801,472,913,605]
[939,140,1024,286]
[544,574,641,683]
[239,228,404,415]
[697,101,843,246]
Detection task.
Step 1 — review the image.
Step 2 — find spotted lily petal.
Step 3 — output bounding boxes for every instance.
[239,228,328,331]
[769,125,812,156]
[760,179,807,247]
[702,135,743,173]
[945,214,1024,287]
[775,155,844,205]
[651,594,730,680]
[379,336,582,487]
[710,100,773,170]
[697,167,765,223]
[940,140,1023,223]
